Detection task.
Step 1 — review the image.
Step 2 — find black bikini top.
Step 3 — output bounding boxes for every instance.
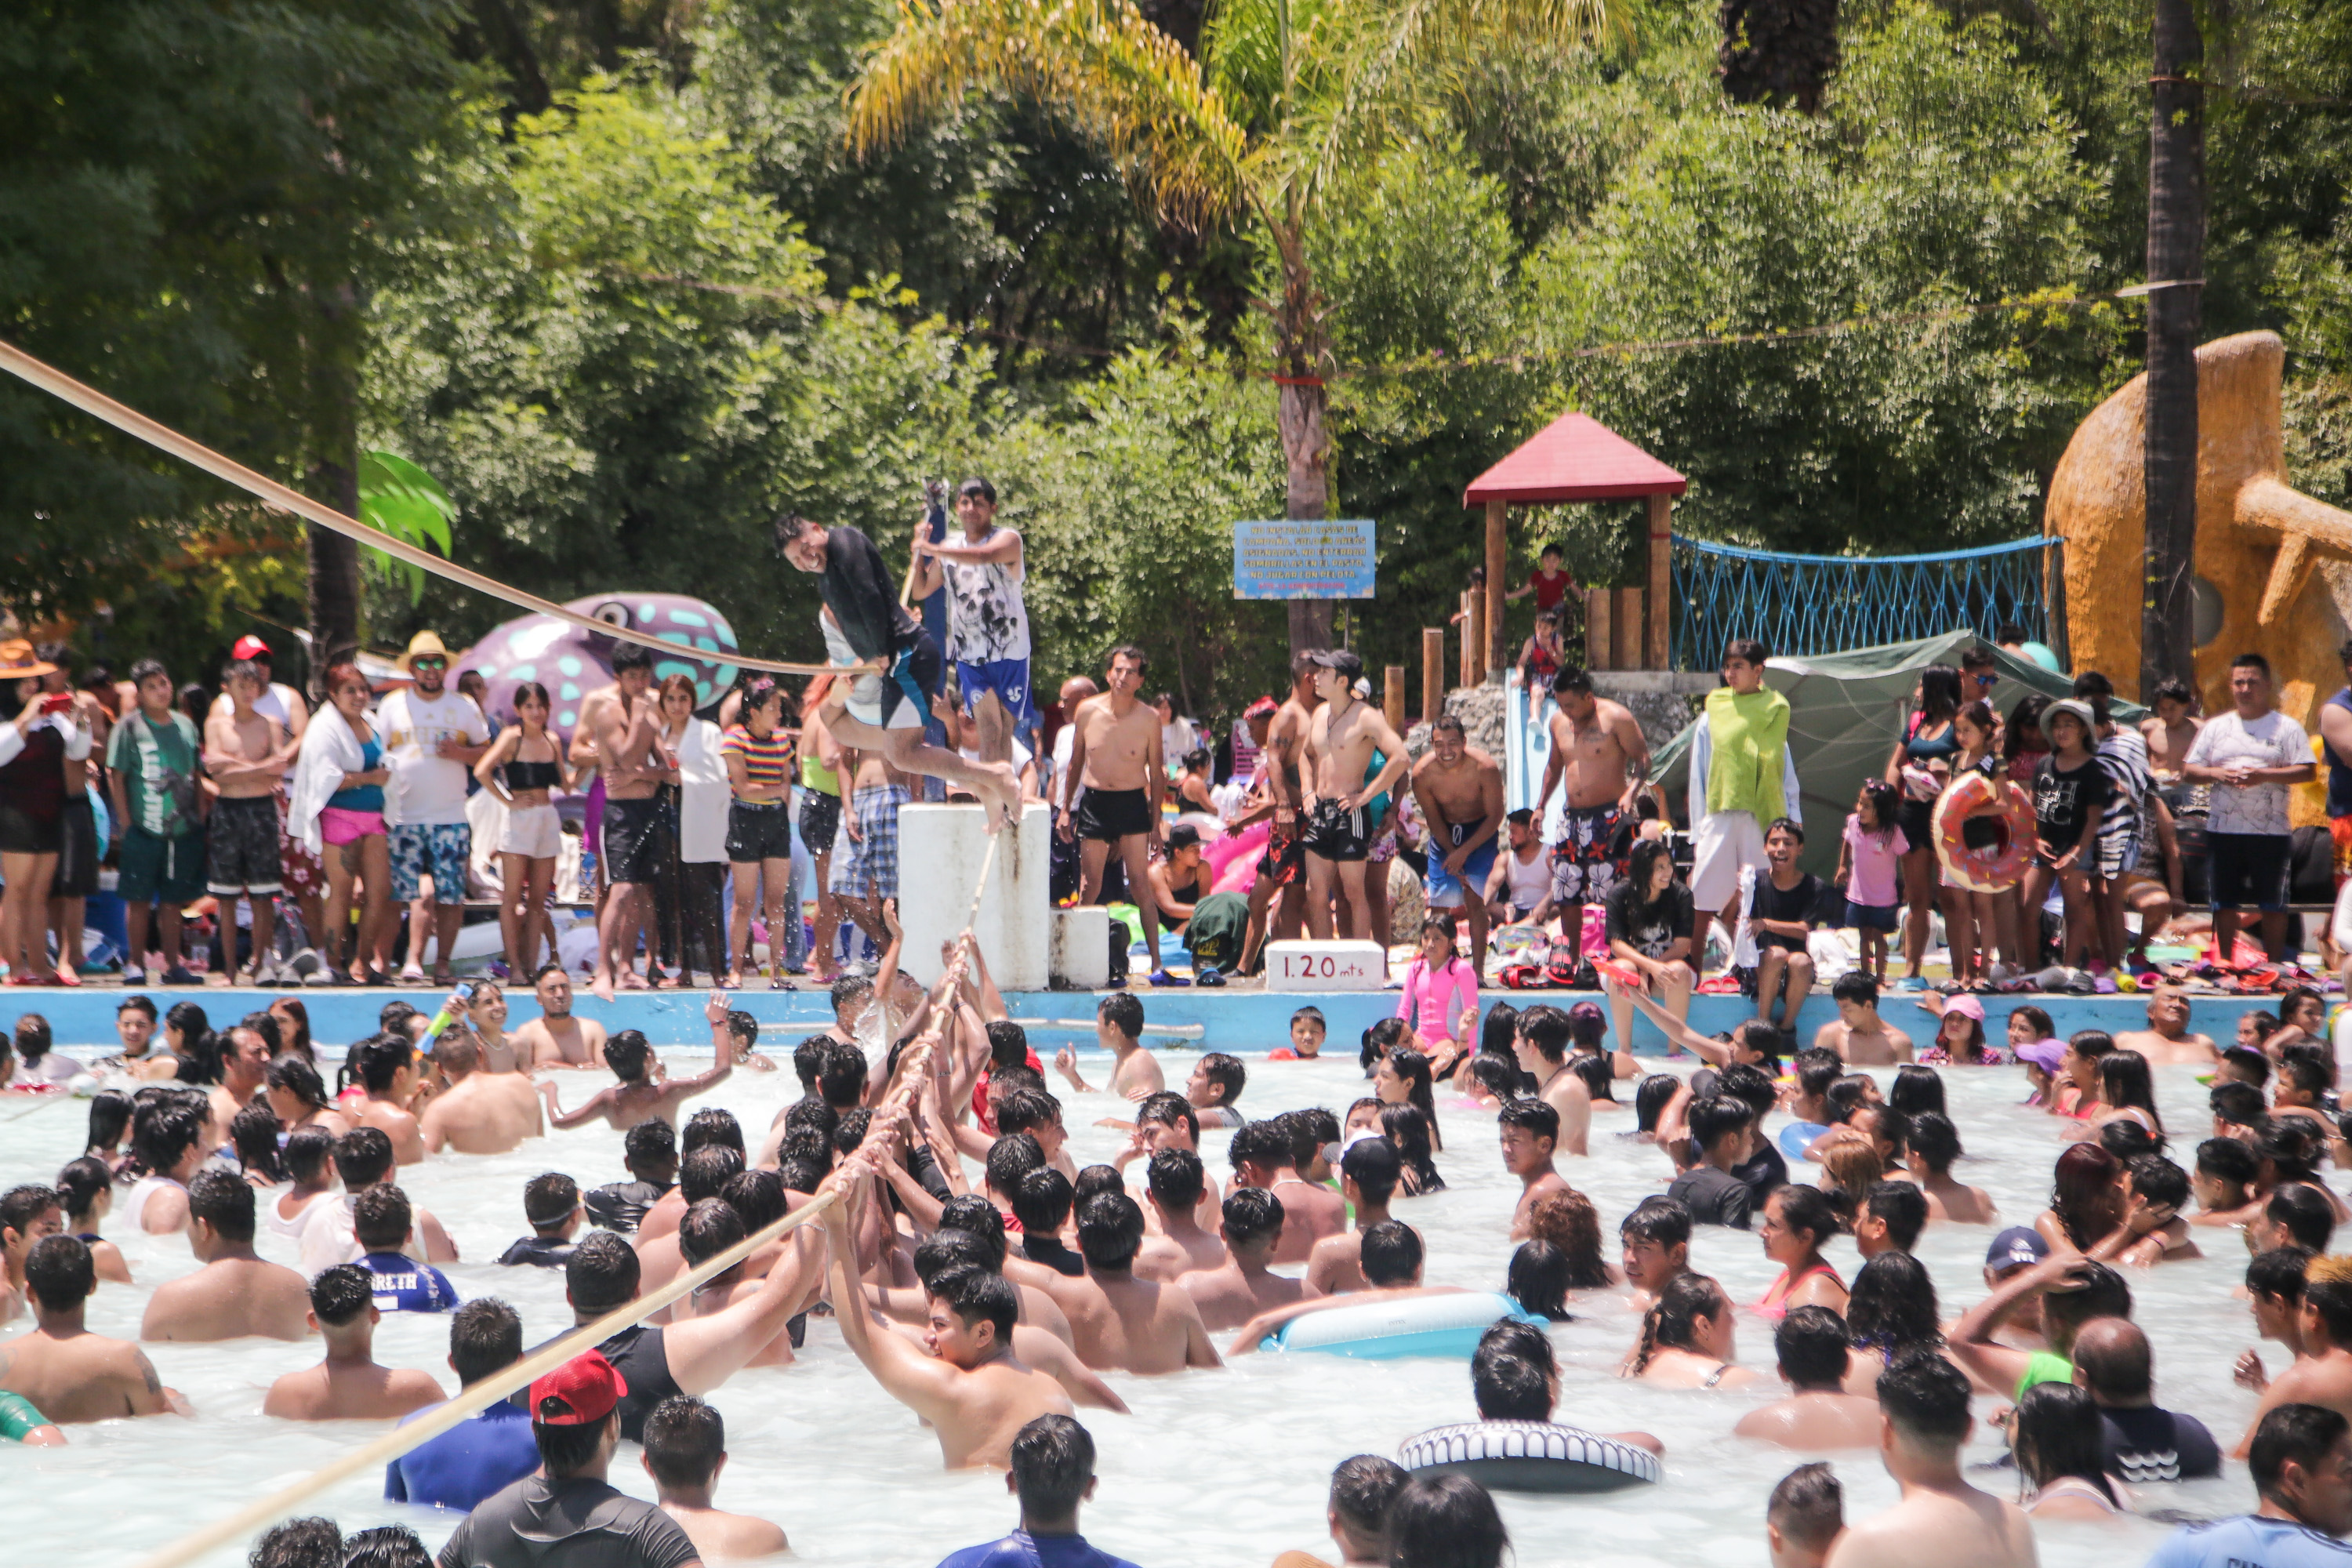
[502,758,563,791]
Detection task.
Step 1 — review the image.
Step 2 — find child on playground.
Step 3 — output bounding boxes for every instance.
[1838,780,1902,983]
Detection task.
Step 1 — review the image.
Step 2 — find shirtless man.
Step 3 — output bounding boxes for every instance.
[1174,1188,1313,1331]
[201,659,293,983]
[1736,1307,1882,1450]
[2235,1254,2352,1457]
[825,1177,1075,1468]
[1511,1006,1594,1158]
[583,645,668,1000]
[1824,1353,2035,1568]
[140,1171,310,1342]
[209,1024,273,1144]
[1033,1193,1221,1375]
[1228,1222,1457,1354]
[0,1237,185,1423]
[1053,992,1162,1102]
[542,1027,731,1133]
[2140,677,2204,783]
[1536,667,1652,977]
[1411,716,1505,971]
[420,1029,545,1155]
[776,513,1020,829]
[2114,983,2220,1065]
[1305,1139,1401,1295]
[1058,645,1169,976]
[262,1264,445,1421]
[349,1035,429,1165]
[1228,1120,1347,1266]
[1240,661,1321,972]
[1132,1149,1226,1283]
[514,964,609,1070]
[643,1396,790,1563]
[1299,650,1411,942]
[1500,1101,1571,1240]
[0,1185,62,1327]
[1813,973,1915,1065]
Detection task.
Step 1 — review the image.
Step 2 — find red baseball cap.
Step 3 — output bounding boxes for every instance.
[529,1350,628,1426]
[1244,695,1279,717]
[230,635,271,662]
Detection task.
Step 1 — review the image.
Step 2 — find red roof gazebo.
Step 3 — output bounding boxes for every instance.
[1463,412,1687,675]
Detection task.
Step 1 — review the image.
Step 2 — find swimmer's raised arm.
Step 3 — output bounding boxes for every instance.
[536,1079,612,1131]
[961,933,1010,1025]
[822,1175,958,1411]
[1054,1045,1097,1096]
[1617,982,1729,1064]
[1949,1254,2079,1396]
[664,1219,827,1396]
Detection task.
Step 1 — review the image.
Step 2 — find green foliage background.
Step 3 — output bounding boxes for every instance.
[5,0,2352,728]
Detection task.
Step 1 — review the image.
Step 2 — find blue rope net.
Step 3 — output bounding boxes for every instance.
[1669,533,2057,669]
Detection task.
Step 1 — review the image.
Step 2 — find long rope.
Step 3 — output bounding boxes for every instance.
[132,834,1004,1568]
[0,339,871,680]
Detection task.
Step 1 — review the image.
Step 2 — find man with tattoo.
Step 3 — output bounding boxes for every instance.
[0,1236,187,1422]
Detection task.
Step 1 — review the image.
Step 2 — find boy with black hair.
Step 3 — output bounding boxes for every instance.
[998,1088,1079,1180]
[935,1414,1138,1568]
[1116,1093,1222,1225]
[354,1185,459,1313]
[792,1030,834,1094]
[2238,1247,2315,1395]
[2150,1403,2352,1568]
[1307,1139,1402,1295]
[540,1025,732,1132]
[138,1170,309,1341]
[1511,1004,1592,1156]
[2212,1080,2270,1141]
[1900,1113,1994,1225]
[1132,1149,1225,1282]
[1225,1119,1345,1265]
[1466,1319,1662,1450]
[0,1236,183,1423]
[1714,1061,1791,1208]
[586,1119,678,1233]
[817,1039,869,1113]
[1777,1048,1846,1160]
[1172,1187,1310,1331]
[1269,1006,1327,1062]
[1498,1099,1569,1240]
[1736,1306,1880,1450]
[263,1264,445,1421]
[1746,818,1821,1029]
[2236,1256,2352,1461]
[1766,1463,1845,1568]
[1037,1192,1221,1374]
[1668,1097,1755,1229]
[1813,971,1915,1065]
[1283,1454,1407,1568]
[644,1395,789,1561]
[1054,992,1164,1102]
[1619,1197,1693,1298]
[383,1298,539,1511]
[499,1173,584,1268]
[718,1007,775,1071]
[1855,1181,1928,1258]
[299,1126,456,1272]
[1829,1352,2034,1568]
[986,1134,1048,1235]
[1015,1170,1084,1277]
[1184,1053,1249,1128]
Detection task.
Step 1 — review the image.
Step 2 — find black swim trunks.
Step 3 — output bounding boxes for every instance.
[725,798,795,863]
[798,789,840,856]
[1304,797,1370,862]
[206,794,285,895]
[602,796,664,884]
[1073,786,1154,842]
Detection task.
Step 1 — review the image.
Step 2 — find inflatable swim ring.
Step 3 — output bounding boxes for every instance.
[1932,769,2033,894]
[1271,1291,1540,1359]
[1400,1420,1662,1493]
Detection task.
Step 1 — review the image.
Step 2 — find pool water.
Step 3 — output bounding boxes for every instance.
[0,1055,2264,1566]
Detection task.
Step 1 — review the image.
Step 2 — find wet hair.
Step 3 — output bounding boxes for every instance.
[1505,1240,1573,1322]
[782,1095,839,1145]
[2270,1183,2338,1253]
[1466,1054,1523,1104]
[339,1526,430,1568]
[1887,1064,1945,1120]
[644,1395,727,1489]
[283,1124,335,1185]
[1330,1454,1410,1552]
[1075,1192,1145,1271]
[1569,1054,1615,1103]
[1862,1180,1927,1252]
[1633,1272,1730,1374]
[1768,1464,1843,1552]
[1360,1017,1411,1071]
[1775,1305,1852,1390]
[53,1156,111,1225]
[2097,1050,2162,1134]
[2217,1044,2269,1083]
[818,1041,868,1110]
[2042,1259,2133,1345]
[248,1517,344,1568]
[2013,1381,2118,1505]
[525,1172,580,1231]
[985,1021,1032,1069]
[986,1132,1046,1199]
[2255,1403,2352,1505]
[1497,1097,1560,1146]
[1008,1414,1096,1523]
[132,1102,205,1178]
[625,1117,678,1175]
[938,1195,1010,1269]
[1385,1474,1508,1568]
[1632,1073,1679,1134]
[1341,1137,1403,1207]
[679,1145,745,1206]
[566,1229,643,1313]
[719,1170,786,1236]
[1905,1112,1962,1176]
[1477,1002,1519,1058]
[1096,991,1145,1040]
[1517,1004,1571,1064]
[2211,1080,2267,1128]
[354,1184,413,1251]
[1686,1094,1751,1152]
[1715,1062,1778,1124]
[309,1262,374,1327]
[1133,1091,1200,1146]
[1878,1348,1973,1447]
[1220,1185,1284,1250]
[1621,1196,1691,1251]
[1381,1103,1441,1186]
[1195,1052,1247,1108]
[2049,1142,2122,1250]
[0,1184,58,1249]
[678,1198,746,1268]
[85,1088,132,1156]
[996,1089,1065,1145]
[188,1168,256,1243]
[603,1029,653,1082]
[1072,1166,1124,1211]
[912,1231,996,1288]
[682,1106,746,1156]
[1012,1167,1075,1236]
[450,1298,523,1387]
[2249,1247,2314,1305]
[833,1109,872,1156]
[231,1102,285,1184]
[1146,1148,1205,1212]
[1470,1321,1556,1421]
[1359,1219,1424,1287]
[1846,1250,1941,1359]
[267,1052,332,1115]
[1769,1184,1838,1252]
[1524,1189,1611,1289]
[2263,1117,2327,1184]
[532,1404,613,1476]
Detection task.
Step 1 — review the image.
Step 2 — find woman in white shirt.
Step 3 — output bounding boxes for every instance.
[659,674,733,985]
[1155,694,1196,778]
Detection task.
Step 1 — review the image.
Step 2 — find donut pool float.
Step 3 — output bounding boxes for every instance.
[1932,769,2033,893]
[1399,1419,1663,1493]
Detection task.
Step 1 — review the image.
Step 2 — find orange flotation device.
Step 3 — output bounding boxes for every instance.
[1932,767,2033,893]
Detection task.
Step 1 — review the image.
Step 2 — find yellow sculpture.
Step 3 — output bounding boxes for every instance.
[2049,331,2352,740]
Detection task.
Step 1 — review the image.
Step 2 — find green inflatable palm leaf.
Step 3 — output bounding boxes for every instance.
[358,452,457,604]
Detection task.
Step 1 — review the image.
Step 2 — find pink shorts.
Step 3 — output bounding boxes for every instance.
[321,806,386,846]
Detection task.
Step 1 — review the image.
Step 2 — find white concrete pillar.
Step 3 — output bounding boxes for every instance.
[898,802,1051,992]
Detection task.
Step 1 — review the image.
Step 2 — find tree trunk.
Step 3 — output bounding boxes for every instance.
[2141,0,2203,701]
[1271,219,1334,659]
[306,283,365,691]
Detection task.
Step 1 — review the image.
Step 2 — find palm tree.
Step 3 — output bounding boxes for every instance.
[2141,0,2202,698]
[848,0,1615,657]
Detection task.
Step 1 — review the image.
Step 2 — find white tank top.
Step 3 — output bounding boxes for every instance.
[267,1189,330,1242]
[942,537,1030,662]
[1504,846,1550,909]
[120,1174,184,1230]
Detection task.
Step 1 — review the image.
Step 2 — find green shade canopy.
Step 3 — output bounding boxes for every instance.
[1651,630,2138,880]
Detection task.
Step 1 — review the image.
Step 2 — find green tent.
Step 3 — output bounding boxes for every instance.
[1652,630,2143,880]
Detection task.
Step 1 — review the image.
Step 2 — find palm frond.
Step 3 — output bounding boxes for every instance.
[848,0,1258,232]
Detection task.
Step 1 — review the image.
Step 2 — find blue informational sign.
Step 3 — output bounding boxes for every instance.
[1232,519,1377,599]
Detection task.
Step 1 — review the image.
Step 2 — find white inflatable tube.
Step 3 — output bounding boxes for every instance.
[1400,1420,1663,1493]
[1271,1291,1539,1359]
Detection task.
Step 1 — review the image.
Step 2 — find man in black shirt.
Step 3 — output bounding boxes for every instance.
[776,514,1020,829]
[1746,818,1820,1029]
[1014,1169,1087,1278]
[2074,1318,2223,1483]
[1668,1096,1756,1229]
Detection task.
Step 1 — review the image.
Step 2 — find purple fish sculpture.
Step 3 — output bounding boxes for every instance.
[453,594,742,742]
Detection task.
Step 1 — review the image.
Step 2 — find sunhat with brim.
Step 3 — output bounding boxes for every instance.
[0,640,57,682]
[398,630,452,673]
[2042,698,2100,738]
